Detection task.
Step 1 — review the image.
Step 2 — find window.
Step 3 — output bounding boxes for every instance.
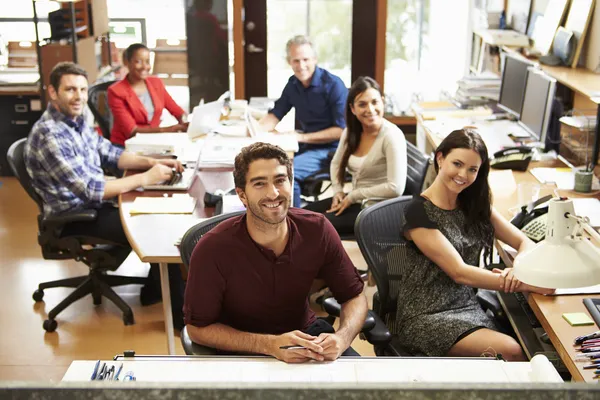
[384,0,470,114]
[266,0,352,98]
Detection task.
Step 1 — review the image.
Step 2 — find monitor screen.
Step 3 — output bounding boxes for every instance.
[519,68,556,142]
[498,54,535,118]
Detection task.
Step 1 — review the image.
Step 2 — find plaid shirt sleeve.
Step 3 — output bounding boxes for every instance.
[96,133,124,169]
[37,133,105,206]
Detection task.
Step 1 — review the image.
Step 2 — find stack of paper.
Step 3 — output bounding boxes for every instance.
[129,194,196,215]
[125,133,190,156]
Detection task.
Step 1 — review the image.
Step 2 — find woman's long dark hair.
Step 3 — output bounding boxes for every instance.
[337,76,383,184]
[434,129,495,265]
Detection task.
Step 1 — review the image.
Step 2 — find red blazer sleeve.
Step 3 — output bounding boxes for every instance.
[108,82,140,145]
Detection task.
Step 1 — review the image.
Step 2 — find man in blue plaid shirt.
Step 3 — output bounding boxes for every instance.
[25,62,186,328]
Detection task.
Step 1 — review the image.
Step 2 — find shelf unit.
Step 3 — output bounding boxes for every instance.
[32,0,112,105]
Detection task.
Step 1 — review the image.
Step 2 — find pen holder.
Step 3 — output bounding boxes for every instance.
[574,169,593,193]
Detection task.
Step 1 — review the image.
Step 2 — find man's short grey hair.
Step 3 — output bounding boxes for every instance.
[285,35,317,59]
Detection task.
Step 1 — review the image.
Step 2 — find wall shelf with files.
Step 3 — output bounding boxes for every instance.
[32,0,112,106]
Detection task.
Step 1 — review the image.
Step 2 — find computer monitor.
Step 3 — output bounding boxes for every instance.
[498,53,537,118]
[518,67,556,142]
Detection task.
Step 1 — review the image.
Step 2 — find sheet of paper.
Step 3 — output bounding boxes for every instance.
[489,170,517,199]
[572,198,600,228]
[530,168,600,190]
[130,194,196,215]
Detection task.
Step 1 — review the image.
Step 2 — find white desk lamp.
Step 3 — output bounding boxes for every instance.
[513,198,600,288]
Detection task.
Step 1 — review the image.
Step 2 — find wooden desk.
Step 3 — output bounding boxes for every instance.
[417,115,600,382]
[119,169,234,355]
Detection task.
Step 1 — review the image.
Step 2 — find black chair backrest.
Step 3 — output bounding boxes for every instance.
[180,211,246,272]
[404,141,430,197]
[88,80,116,139]
[354,195,412,317]
[7,138,44,213]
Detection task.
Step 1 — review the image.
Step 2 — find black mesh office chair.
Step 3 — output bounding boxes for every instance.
[323,196,514,355]
[178,211,377,356]
[7,138,147,332]
[88,80,116,140]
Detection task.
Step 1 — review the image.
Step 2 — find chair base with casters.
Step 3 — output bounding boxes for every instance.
[33,251,148,332]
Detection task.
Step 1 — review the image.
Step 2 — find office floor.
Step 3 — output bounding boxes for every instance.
[0,177,375,382]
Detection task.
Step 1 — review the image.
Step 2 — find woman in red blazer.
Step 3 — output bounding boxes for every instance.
[108,43,188,146]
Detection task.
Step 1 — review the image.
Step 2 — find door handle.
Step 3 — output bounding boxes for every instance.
[247,43,264,53]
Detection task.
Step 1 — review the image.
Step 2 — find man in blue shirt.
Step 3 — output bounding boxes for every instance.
[25,62,186,328]
[259,35,348,207]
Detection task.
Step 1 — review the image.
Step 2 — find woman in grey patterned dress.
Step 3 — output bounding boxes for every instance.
[395,129,553,360]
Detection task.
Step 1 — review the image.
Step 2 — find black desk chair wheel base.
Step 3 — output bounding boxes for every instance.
[8,138,146,332]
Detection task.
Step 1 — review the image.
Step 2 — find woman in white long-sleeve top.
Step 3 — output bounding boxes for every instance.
[304,76,407,236]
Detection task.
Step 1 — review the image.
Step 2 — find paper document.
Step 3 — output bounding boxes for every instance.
[572,198,600,228]
[530,168,600,190]
[130,194,196,215]
[125,133,190,155]
[552,285,600,296]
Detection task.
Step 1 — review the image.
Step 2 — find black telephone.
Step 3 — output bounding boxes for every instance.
[510,194,552,242]
[490,146,533,171]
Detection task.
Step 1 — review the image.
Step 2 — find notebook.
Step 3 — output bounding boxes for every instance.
[143,152,201,191]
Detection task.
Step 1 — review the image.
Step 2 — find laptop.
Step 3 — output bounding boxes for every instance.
[187,100,224,139]
[142,153,201,191]
[245,111,300,152]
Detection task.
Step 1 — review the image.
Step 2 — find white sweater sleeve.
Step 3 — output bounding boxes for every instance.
[330,128,348,194]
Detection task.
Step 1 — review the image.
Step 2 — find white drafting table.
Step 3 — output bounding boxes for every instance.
[63,355,562,383]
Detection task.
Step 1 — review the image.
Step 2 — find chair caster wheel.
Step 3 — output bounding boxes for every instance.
[123,312,135,326]
[43,319,57,332]
[92,294,102,305]
[33,289,44,302]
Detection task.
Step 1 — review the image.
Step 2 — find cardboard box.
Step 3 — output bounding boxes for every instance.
[7,42,37,68]
[40,37,98,90]
[152,39,188,86]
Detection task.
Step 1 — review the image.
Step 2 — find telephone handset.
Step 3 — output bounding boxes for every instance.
[490,146,533,171]
[510,194,552,242]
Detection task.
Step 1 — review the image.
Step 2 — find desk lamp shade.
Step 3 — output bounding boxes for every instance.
[514,198,600,289]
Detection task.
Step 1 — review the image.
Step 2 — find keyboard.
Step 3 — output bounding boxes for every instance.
[522,213,548,242]
[513,292,541,328]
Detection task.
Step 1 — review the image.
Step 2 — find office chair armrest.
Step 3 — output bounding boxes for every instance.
[42,209,98,226]
[322,297,376,332]
[362,311,392,347]
[477,289,503,316]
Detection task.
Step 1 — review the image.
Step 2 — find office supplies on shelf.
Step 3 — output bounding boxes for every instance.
[531,0,569,55]
[129,194,196,215]
[584,299,600,328]
[90,360,100,380]
[564,0,596,68]
[563,312,595,326]
[574,330,600,345]
[114,363,123,381]
[514,198,600,289]
[63,355,563,383]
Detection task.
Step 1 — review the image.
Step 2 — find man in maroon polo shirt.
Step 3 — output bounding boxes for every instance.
[183,142,367,363]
